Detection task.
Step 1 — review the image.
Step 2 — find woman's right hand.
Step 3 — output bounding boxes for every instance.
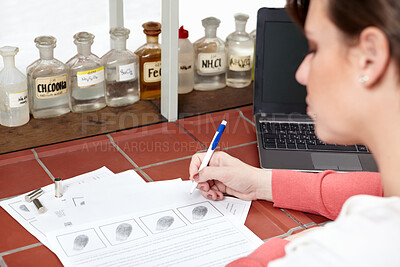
[189,151,273,202]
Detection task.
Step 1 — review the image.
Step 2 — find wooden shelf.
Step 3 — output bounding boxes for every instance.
[0,83,253,154]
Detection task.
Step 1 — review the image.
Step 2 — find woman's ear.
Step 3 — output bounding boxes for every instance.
[357,27,390,87]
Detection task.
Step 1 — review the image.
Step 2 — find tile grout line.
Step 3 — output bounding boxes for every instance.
[173,121,207,149]
[236,108,255,127]
[106,134,153,182]
[31,149,55,181]
[280,209,306,229]
[263,225,304,242]
[0,243,42,257]
[0,256,7,267]
[139,153,205,170]
[221,141,257,151]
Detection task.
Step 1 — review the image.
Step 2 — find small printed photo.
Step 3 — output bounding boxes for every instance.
[177,201,223,224]
[9,200,35,220]
[99,219,147,246]
[56,228,106,257]
[140,210,186,234]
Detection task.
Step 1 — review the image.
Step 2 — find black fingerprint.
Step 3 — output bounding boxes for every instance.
[116,223,133,241]
[73,234,89,250]
[156,216,174,231]
[192,206,208,220]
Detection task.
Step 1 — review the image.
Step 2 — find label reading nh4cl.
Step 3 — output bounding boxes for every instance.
[9,89,28,108]
[229,55,251,71]
[117,63,137,82]
[143,61,161,83]
[198,52,226,74]
[77,67,105,88]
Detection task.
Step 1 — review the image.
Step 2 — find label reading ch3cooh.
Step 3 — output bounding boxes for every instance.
[35,73,68,99]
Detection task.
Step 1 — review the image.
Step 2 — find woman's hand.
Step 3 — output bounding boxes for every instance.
[189,151,273,201]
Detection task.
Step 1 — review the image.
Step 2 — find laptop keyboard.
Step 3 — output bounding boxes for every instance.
[260,122,369,153]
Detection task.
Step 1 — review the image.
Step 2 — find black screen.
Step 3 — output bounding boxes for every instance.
[262,22,309,105]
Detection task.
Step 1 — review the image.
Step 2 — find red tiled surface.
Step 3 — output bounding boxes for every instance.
[0,208,39,253]
[224,143,260,168]
[110,122,204,167]
[141,158,192,182]
[3,245,62,267]
[0,157,53,199]
[0,149,35,166]
[177,109,256,149]
[237,105,255,124]
[34,135,134,179]
[245,200,299,240]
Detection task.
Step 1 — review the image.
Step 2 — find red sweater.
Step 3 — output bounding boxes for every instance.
[228,170,383,266]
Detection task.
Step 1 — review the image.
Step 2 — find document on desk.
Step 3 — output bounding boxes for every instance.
[0,167,116,247]
[47,196,262,267]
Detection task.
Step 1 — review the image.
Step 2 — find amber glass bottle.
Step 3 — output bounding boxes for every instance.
[135,22,162,100]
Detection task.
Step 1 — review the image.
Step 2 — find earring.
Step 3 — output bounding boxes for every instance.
[360,75,370,83]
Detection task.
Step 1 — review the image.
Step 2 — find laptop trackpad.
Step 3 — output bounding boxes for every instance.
[311,153,363,171]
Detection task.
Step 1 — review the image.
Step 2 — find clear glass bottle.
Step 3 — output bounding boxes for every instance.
[135,22,162,100]
[102,27,139,107]
[0,46,29,127]
[27,36,70,118]
[178,26,194,94]
[193,17,226,91]
[66,32,106,113]
[225,13,254,88]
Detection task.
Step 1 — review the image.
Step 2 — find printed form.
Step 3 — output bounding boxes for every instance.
[47,195,262,266]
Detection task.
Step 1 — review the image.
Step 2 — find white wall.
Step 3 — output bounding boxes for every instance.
[0,0,285,72]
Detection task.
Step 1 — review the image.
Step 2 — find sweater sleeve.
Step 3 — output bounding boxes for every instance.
[227,238,290,267]
[271,170,383,220]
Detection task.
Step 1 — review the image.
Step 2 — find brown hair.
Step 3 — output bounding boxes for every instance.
[286,0,400,68]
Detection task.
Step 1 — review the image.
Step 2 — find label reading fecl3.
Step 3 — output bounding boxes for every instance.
[143,61,161,83]
[77,66,105,88]
[117,63,137,82]
[198,52,226,74]
[229,55,251,71]
[9,89,28,108]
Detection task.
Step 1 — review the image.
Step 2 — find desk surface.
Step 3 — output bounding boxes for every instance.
[0,105,329,266]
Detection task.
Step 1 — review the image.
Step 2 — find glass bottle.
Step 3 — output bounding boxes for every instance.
[27,36,70,118]
[178,26,194,94]
[193,17,226,91]
[225,13,254,88]
[135,22,162,100]
[0,46,29,127]
[102,27,139,107]
[66,32,106,113]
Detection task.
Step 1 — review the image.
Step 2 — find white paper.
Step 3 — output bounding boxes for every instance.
[47,198,262,267]
[0,167,115,247]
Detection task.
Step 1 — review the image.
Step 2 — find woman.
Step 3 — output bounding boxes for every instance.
[189,0,400,265]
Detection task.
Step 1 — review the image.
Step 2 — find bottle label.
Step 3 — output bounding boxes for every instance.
[77,67,105,88]
[35,73,68,99]
[143,61,161,83]
[198,52,226,74]
[117,63,137,82]
[229,55,251,71]
[9,89,28,108]
[178,58,193,74]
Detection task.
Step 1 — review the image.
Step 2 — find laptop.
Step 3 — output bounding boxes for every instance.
[253,7,378,172]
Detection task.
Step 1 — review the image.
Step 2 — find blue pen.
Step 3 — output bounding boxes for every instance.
[190,120,227,194]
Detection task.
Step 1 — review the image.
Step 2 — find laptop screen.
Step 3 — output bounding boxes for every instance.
[254,8,309,115]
